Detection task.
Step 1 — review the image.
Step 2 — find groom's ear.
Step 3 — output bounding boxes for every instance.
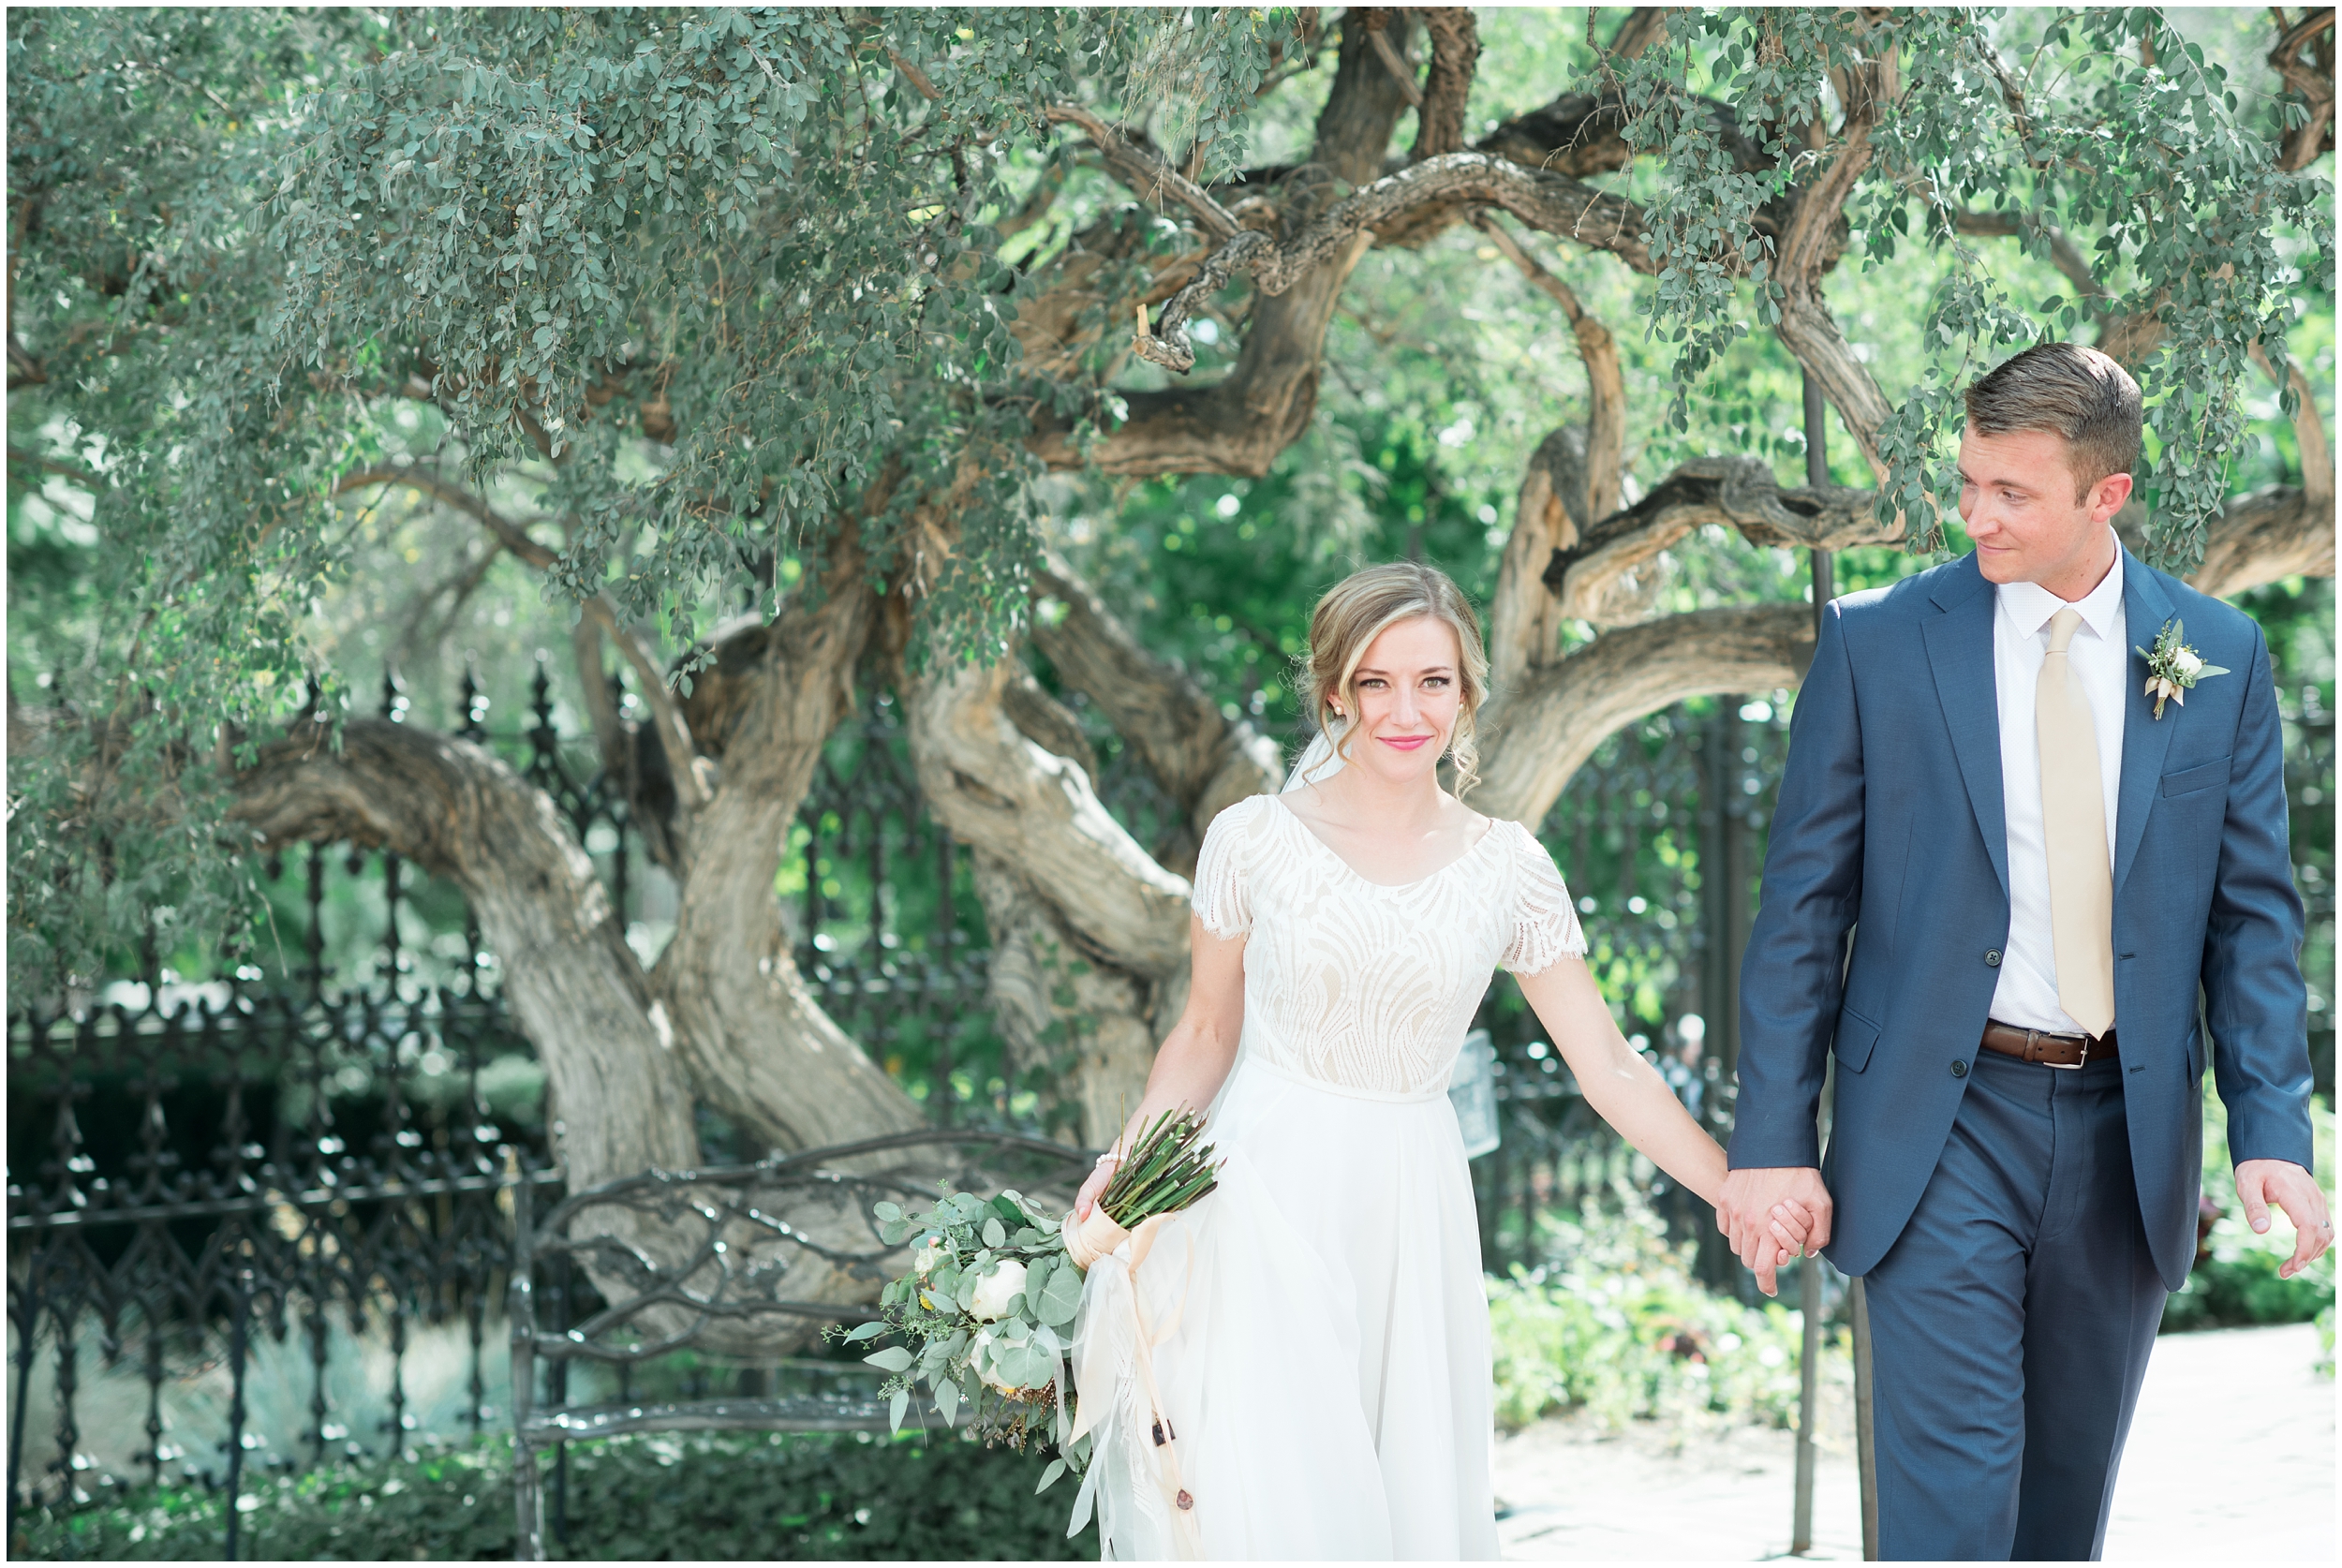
[2084,468,2134,524]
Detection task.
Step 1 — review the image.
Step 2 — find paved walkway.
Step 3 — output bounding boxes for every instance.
[1493,1323,2334,1561]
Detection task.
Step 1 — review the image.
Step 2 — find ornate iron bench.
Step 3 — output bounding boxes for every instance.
[507,1128,1090,1561]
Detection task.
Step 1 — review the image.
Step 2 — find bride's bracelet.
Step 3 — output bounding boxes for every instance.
[1093,1148,1124,1172]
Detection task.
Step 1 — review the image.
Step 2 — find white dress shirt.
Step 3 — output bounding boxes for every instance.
[1988,537,2127,1035]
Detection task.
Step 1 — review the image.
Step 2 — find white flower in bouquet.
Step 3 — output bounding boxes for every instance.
[970,1258,1028,1321]
[912,1235,945,1276]
[2172,645,2203,676]
[970,1327,1026,1393]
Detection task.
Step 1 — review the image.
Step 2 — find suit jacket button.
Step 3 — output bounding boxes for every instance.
[1983,949,2003,968]
[1951,1059,1969,1078]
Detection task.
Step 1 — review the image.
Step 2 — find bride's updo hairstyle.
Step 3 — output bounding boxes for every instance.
[1299,561,1490,796]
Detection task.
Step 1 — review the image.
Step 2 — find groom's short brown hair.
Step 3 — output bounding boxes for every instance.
[1964,343,2142,500]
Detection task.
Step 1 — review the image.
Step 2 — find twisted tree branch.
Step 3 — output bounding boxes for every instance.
[1045,103,1241,243]
[230,717,699,1191]
[1474,212,1624,518]
[1546,457,1897,625]
[1413,9,1482,159]
[1036,13,1417,477]
[1952,211,2103,302]
[1134,153,1650,376]
[2187,484,2336,599]
[1030,551,1282,873]
[2269,7,2337,171]
[1479,211,1632,682]
[334,465,710,819]
[908,655,1195,977]
[1368,23,1422,109]
[1476,605,1817,829]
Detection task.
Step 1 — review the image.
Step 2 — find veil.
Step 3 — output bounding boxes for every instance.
[1281,723,1347,792]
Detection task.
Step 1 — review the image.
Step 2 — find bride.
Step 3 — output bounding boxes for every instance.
[1066,561,1809,1561]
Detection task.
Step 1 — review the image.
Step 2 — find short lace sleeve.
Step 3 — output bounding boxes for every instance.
[1190,796,1267,939]
[1501,823,1588,974]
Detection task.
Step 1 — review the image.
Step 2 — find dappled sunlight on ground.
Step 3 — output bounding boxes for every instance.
[1495,1323,2333,1561]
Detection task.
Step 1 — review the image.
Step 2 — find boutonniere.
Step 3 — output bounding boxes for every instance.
[2135,617,2229,719]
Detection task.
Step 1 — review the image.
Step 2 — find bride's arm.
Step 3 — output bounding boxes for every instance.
[1518,956,1728,1203]
[1073,914,1247,1218]
[1516,956,1810,1263]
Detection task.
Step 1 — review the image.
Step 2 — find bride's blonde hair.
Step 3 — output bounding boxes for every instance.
[1297,562,1490,796]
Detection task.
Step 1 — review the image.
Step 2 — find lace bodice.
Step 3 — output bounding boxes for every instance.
[1191,793,1587,1097]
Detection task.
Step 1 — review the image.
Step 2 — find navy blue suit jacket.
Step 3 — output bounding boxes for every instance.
[1728,547,2314,1290]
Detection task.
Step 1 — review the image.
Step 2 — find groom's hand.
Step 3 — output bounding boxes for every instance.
[2234,1160,2334,1280]
[1718,1166,1833,1296]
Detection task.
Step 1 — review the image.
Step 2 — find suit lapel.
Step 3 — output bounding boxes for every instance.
[2113,552,2178,897]
[1922,555,2009,901]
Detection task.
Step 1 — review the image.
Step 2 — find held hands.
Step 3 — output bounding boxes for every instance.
[2233,1159,2335,1280]
[1717,1166,1834,1297]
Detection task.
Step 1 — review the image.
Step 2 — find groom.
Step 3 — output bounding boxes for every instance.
[1721,343,2331,1561]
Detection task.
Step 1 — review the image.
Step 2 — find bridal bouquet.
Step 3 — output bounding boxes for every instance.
[838,1108,1221,1492]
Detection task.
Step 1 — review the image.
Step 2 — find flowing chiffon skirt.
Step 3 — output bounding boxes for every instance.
[1072,1056,1498,1561]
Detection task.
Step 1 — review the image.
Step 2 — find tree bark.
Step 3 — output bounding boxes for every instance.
[1771,118,1895,480]
[907,649,1197,1143]
[907,654,1194,979]
[2186,485,2336,600]
[1475,605,1816,829]
[1480,213,1631,682]
[971,854,1161,1146]
[1030,552,1282,876]
[1545,457,1896,625]
[1492,427,1594,685]
[2269,8,2337,172]
[1036,13,1423,478]
[230,719,700,1189]
[653,554,926,1159]
[1412,10,1483,161]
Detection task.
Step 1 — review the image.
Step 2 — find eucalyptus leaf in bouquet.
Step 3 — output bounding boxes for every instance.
[832,1185,1089,1478]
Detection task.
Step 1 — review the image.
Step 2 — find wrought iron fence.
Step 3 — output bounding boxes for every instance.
[1473,695,1791,1285]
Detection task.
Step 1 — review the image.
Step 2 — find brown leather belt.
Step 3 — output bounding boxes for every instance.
[1980,1020,2118,1069]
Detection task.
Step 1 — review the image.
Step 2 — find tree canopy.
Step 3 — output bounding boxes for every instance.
[9,9,2333,1225]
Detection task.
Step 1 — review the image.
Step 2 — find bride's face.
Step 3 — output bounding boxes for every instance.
[1340,615,1464,784]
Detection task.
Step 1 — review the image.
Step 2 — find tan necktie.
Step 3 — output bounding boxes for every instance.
[2038,607,2115,1037]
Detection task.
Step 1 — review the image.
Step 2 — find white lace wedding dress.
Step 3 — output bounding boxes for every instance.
[1068,791,1586,1561]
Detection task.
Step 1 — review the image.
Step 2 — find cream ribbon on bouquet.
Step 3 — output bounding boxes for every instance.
[1064,1211,1202,1559]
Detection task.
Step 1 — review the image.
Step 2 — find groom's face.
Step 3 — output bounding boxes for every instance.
[1956,426,2133,596]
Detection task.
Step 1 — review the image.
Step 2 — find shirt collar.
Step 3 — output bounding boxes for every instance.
[1997,533,2125,642]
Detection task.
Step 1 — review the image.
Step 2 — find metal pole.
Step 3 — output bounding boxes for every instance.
[1803,368,1835,643]
[1853,1277,1881,1561]
[510,1176,545,1563]
[7,1275,41,1543]
[1788,364,1835,1556]
[222,1274,252,1561]
[1794,1254,1820,1553]
[1803,363,1877,1559]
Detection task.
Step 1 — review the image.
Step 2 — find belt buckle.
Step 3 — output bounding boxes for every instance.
[2039,1028,2087,1071]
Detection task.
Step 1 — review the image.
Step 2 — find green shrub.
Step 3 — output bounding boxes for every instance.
[1487,1200,1844,1436]
[2161,1094,2336,1337]
[12,1430,1097,1561]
